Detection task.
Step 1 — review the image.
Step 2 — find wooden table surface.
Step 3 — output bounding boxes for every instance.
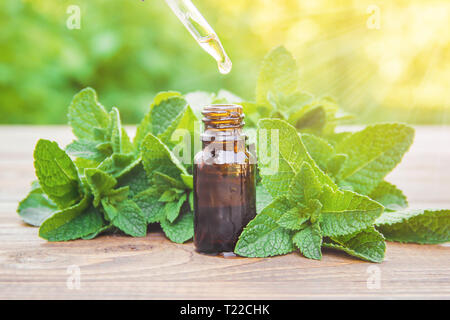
[0,126,449,300]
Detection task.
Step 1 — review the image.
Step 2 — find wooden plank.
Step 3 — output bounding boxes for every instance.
[0,126,449,299]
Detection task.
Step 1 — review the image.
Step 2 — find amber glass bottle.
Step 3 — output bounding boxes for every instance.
[193,104,256,254]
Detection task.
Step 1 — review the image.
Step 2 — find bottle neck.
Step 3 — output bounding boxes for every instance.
[201,104,246,150]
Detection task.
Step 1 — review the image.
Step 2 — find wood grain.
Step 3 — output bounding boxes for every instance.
[0,125,449,299]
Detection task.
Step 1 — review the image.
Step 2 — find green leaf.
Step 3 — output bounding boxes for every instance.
[160,211,194,243]
[335,123,415,195]
[323,227,386,263]
[81,224,113,240]
[319,186,384,237]
[158,189,180,202]
[101,199,147,237]
[292,223,323,260]
[308,199,323,224]
[268,91,314,121]
[188,191,194,211]
[159,105,197,149]
[134,92,186,148]
[66,139,109,162]
[165,193,187,223]
[98,153,139,178]
[154,171,185,189]
[180,174,194,190]
[312,96,341,135]
[293,106,326,133]
[326,153,348,177]
[260,158,295,198]
[277,207,309,230]
[256,184,273,213]
[288,162,322,204]
[68,87,110,141]
[141,133,188,180]
[301,133,335,172]
[375,209,450,244]
[117,162,151,198]
[104,107,135,154]
[34,139,82,208]
[257,119,337,197]
[241,102,272,127]
[39,196,104,241]
[234,196,295,257]
[369,181,408,211]
[256,46,299,105]
[17,183,57,226]
[133,188,166,223]
[84,168,117,207]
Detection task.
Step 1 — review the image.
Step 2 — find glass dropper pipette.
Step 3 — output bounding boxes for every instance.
[165,0,232,74]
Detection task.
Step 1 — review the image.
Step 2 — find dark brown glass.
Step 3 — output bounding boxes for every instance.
[193,104,256,254]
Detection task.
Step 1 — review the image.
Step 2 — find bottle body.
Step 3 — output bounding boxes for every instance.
[193,104,256,254]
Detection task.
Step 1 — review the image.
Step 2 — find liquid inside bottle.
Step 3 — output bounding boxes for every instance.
[193,105,256,254]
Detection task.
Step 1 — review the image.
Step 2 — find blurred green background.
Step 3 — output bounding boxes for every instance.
[1,0,449,124]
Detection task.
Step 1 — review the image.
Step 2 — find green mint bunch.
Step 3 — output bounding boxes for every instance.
[18,88,199,243]
[234,46,450,262]
[235,119,385,262]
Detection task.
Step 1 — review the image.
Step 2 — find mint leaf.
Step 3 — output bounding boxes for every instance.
[319,186,384,237]
[335,123,414,194]
[326,153,348,177]
[287,162,322,204]
[260,158,295,198]
[102,198,147,237]
[180,174,194,190]
[84,168,117,207]
[165,193,187,223]
[68,87,110,141]
[323,227,386,263]
[277,207,309,230]
[66,139,109,162]
[17,182,57,226]
[256,46,299,105]
[107,107,134,154]
[293,223,323,260]
[34,139,82,208]
[159,105,197,149]
[257,119,337,197]
[98,154,139,178]
[370,180,408,211]
[82,224,113,240]
[256,184,273,213]
[301,133,334,171]
[117,162,151,198]
[234,196,295,257]
[134,92,186,148]
[375,209,450,244]
[39,196,104,241]
[293,106,326,133]
[160,211,194,243]
[133,188,166,223]
[241,102,272,127]
[141,133,188,180]
[268,91,313,121]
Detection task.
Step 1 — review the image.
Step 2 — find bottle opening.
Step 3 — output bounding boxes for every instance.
[202,104,244,129]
